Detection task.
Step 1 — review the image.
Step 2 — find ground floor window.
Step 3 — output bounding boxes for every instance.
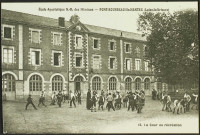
[109,77,117,91]
[52,75,63,91]
[29,75,42,91]
[144,78,150,90]
[92,77,101,91]
[135,78,141,90]
[125,77,132,91]
[2,74,15,92]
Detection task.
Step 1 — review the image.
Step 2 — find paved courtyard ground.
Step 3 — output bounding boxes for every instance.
[2,97,199,134]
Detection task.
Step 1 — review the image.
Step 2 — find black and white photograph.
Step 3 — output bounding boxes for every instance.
[1,2,199,134]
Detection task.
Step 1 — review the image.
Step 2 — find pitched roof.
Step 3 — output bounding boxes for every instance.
[1,9,146,41]
[85,24,146,41]
[1,9,72,28]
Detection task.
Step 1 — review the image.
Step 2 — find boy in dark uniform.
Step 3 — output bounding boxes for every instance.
[128,92,135,111]
[57,91,63,107]
[98,92,105,110]
[86,89,91,110]
[77,91,81,105]
[25,94,37,110]
[91,91,97,112]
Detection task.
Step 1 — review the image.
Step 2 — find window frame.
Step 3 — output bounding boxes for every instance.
[144,61,149,71]
[30,48,41,66]
[125,42,131,53]
[2,24,14,40]
[92,55,101,69]
[125,58,132,71]
[29,74,43,91]
[92,76,101,91]
[144,78,150,90]
[109,77,117,91]
[52,32,62,45]
[75,52,83,68]
[109,56,116,70]
[75,34,83,49]
[2,46,14,64]
[52,50,63,67]
[135,58,141,71]
[93,38,100,50]
[135,47,141,57]
[2,74,16,92]
[52,75,63,91]
[29,28,41,44]
[125,77,132,91]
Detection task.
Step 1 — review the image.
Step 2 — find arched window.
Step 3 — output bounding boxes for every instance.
[109,77,117,91]
[29,75,42,91]
[135,78,141,90]
[52,75,63,91]
[144,78,150,90]
[92,77,101,91]
[125,77,132,91]
[2,74,16,92]
[135,47,140,57]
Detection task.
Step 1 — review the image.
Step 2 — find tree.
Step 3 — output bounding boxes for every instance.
[137,10,198,88]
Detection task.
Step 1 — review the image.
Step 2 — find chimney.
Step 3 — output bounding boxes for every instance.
[58,17,65,27]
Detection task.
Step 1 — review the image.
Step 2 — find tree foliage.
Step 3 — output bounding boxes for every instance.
[137,10,198,85]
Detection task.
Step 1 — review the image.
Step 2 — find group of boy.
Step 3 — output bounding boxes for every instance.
[86,89,146,113]
[161,91,198,114]
[25,90,79,110]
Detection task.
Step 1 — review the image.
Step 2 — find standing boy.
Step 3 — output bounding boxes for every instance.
[107,93,115,111]
[25,94,37,110]
[69,90,76,108]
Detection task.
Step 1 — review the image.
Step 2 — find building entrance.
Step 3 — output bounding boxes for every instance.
[74,76,83,93]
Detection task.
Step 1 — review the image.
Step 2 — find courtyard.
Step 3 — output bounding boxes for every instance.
[2,97,199,134]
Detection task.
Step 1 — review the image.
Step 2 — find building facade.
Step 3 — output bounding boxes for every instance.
[1,9,168,100]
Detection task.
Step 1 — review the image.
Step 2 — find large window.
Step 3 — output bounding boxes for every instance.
[93,39,99,49]
[30,28,41,44]
[144,61,149,71]
[93,55,100,69]
[29,75,42,91]
[52,75,63,91]
[75,53,83,67]
[125,77,132,91]
[2,24,14,40]
[53,32,62,45]
[110,41,115,51]
[135,78,141,90]
[2,47,14,64]
[109,57,116,69]
[2,74,15,92]
[92,77,101,91]
[135,47,140,57]
[75,35,82,49]
[52,51,62,66]
[125,43,131,53]
[135,59,141,71]
[125,58,131,70]
[109,77,117,91]
[30,49,41,66]
[144,78,150,90]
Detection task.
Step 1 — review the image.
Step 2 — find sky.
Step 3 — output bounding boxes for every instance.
[1,2,198,33]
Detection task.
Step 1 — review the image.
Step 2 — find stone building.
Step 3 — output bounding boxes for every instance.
[1,9,167,100]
